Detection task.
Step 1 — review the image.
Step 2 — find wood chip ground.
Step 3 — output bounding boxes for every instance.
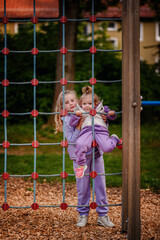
[0,178,159,239]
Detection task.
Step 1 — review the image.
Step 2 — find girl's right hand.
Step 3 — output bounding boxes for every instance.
[76,117,84,130]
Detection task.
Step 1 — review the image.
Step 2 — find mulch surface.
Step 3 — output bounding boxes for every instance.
[0,178,159,240]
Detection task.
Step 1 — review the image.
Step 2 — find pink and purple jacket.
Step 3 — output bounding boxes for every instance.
[69,101,117,130]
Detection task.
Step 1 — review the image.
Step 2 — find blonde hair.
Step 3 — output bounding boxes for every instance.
[79,86,100,107]
[54,90,78,133]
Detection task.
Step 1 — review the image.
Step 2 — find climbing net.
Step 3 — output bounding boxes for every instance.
[0,0,122,212]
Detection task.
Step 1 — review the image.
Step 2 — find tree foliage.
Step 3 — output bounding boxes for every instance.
[75,22,122,120]
[140,61,160,122]
[0,16,159,125]
[0,22,58,124]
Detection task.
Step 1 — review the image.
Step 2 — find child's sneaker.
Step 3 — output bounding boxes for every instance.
[74,164,87,178]
[117,137,122,150]
[76,215,88,227]
[111,134,122,150]
[97,215,115,228]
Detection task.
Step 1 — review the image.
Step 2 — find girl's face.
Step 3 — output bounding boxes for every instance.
[81,95,95,111]
[64,93,77,112]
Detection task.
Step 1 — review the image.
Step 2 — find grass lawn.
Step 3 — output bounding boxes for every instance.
[0,123,159,192]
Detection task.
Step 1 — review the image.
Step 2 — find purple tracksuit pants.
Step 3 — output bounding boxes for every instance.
[73,152,108,216]
[75,125,119,166]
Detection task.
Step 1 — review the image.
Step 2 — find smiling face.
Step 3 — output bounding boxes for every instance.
[81,95,95,111]
[64,93,77,112]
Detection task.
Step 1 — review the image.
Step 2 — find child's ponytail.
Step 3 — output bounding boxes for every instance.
[82,86,92,94]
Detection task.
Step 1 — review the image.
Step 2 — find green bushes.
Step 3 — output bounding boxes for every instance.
[0,123,159,192]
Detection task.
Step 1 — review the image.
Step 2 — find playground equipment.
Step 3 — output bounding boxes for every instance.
[2,0,159,239]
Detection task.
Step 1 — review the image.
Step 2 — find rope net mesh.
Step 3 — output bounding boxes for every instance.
[0,0,122,211]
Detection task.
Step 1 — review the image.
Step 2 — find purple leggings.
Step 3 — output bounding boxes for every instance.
[73,153,108,216]
[76,125,118,166]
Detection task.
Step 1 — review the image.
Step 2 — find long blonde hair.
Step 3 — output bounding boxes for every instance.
[54,90,78,133]
[79,86,100,107]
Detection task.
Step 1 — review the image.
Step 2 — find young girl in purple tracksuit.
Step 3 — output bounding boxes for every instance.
[70,86,122,178]
[55,90,115,228]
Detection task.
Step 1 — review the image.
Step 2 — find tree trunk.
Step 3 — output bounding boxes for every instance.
[48,0,79,125]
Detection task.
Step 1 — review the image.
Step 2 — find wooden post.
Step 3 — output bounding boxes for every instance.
[122,0,141,239]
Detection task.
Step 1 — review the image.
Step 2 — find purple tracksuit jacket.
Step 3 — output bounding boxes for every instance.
[69,104,119,166]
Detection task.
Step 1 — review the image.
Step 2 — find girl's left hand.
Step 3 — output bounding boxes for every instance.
[76,111,82,117]
[101,114,107,122]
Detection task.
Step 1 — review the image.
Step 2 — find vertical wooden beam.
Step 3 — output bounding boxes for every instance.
[122,0,141,239]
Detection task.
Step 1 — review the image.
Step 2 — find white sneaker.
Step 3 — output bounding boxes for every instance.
[111,134,122,150]
[76,215,88,227]
[111,134,120,141]
[97,215,115,228]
